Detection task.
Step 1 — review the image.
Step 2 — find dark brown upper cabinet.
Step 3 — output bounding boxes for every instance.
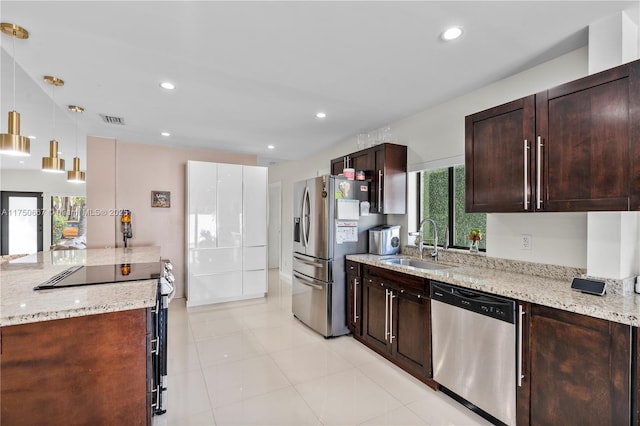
[330,143,407,214]
[466,59,640,213]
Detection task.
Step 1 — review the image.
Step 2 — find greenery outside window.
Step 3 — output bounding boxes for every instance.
[418,165,486,251]
[51,196,87,249]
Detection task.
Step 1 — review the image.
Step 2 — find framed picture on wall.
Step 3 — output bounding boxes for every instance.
[151,191,171,208]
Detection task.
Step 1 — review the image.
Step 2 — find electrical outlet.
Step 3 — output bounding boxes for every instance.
[520,234,532,250]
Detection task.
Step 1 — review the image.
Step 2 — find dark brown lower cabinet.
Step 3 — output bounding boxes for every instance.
[393,285,431,379]
[0,308,151,426]
[351,262,636,425]
[359,264,433,387]
[346,260,362,337]
[524,304,631,426]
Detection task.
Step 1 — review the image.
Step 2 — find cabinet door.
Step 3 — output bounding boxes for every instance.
[370,144,407,214]
[1,310,150,424]
[243,166,267,247]
[362,276,391,353]
[187,161,217,249]
[189,272,243,303]
[243,269,266,296]
[346,261,362,337]
[465,96,535,213]
[347,272,362,337]
[369,147,385,213]
[217,163,243,248]
[538,63,638,211]
[350,150,373,177]
[392,290,431,380]
[331,157,345,175]
[528,305,631,425]
[243,246,266,295]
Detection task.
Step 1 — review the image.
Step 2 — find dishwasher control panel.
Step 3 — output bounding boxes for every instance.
[430,281,515,324]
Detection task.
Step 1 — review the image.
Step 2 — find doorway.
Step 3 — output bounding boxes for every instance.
[0,191,43,255]
[268,182,281,270]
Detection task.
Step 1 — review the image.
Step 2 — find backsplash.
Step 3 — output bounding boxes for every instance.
[402,245,632,296]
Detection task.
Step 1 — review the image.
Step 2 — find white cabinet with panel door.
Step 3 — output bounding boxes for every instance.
[186,161,268,307]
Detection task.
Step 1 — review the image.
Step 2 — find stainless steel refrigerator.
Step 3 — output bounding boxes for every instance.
[292,175,382,337]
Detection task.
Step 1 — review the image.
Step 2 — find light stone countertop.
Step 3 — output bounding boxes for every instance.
[347,253,640,327]
[1,246,162,327]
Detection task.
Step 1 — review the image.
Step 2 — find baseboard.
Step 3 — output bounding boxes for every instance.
[279,271,292,283]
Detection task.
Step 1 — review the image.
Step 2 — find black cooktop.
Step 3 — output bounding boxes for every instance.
[34,262,162,290]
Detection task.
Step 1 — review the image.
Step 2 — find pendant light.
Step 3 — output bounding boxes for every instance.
[42,76,66,173]
[0,23,30,156]
[67,105,85,183]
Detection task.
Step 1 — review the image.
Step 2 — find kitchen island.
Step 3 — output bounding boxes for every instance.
[0,246,162,426]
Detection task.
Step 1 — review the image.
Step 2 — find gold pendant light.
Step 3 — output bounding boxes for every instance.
[42,76,66,173]
[67,105,85,183]
[0,23,30,156]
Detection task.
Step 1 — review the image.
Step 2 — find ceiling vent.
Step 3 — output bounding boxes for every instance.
[99,114,125,125]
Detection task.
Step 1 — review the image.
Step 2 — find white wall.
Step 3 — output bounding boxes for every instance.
[1,168,85,250]
[269,47,593,274]
[488,213,587,267]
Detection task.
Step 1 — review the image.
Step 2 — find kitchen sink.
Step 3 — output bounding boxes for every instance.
[380,258,451,270]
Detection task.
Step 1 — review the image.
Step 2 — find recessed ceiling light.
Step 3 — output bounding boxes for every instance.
[160,82,175,90]
[316,112,326,119]
[161,132,170,137]
[441,26,463,41]
[27,135,36,139]
[267,145,275,150]
[19,160,24,164]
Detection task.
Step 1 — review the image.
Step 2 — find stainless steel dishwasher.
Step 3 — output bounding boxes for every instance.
[430,281,521,426]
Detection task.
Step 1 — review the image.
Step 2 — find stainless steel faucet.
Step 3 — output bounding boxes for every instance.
[417,218,438,261]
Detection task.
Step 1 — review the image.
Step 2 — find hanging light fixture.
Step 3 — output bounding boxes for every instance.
[67,105,85,183]
[42,75,66,173]
[0,23,30,156]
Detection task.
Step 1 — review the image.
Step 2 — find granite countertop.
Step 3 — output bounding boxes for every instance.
[0,246,162,327]
[347,253,640,327]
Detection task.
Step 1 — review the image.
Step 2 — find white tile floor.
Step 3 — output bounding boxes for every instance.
[153,270,493,426]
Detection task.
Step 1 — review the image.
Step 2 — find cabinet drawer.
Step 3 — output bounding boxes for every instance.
[244,246,266,270]
[346,260,361,275]
[363,265,427,295]
[189,247,241,275]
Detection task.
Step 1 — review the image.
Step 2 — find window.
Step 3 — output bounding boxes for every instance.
[417,165,486,250]
[51,196,87,249]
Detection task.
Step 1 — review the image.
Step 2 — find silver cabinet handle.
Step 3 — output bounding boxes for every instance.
[353,277,359,323]
[518,304,525,387]
[388,291,396,343]
[523,139,529,211]
[384,289,389,340]
[346,155,350,168]
[536,136,543,209]
[377,170,383,213]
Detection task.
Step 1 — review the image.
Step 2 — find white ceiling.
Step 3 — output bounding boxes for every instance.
[1,1,638,171]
